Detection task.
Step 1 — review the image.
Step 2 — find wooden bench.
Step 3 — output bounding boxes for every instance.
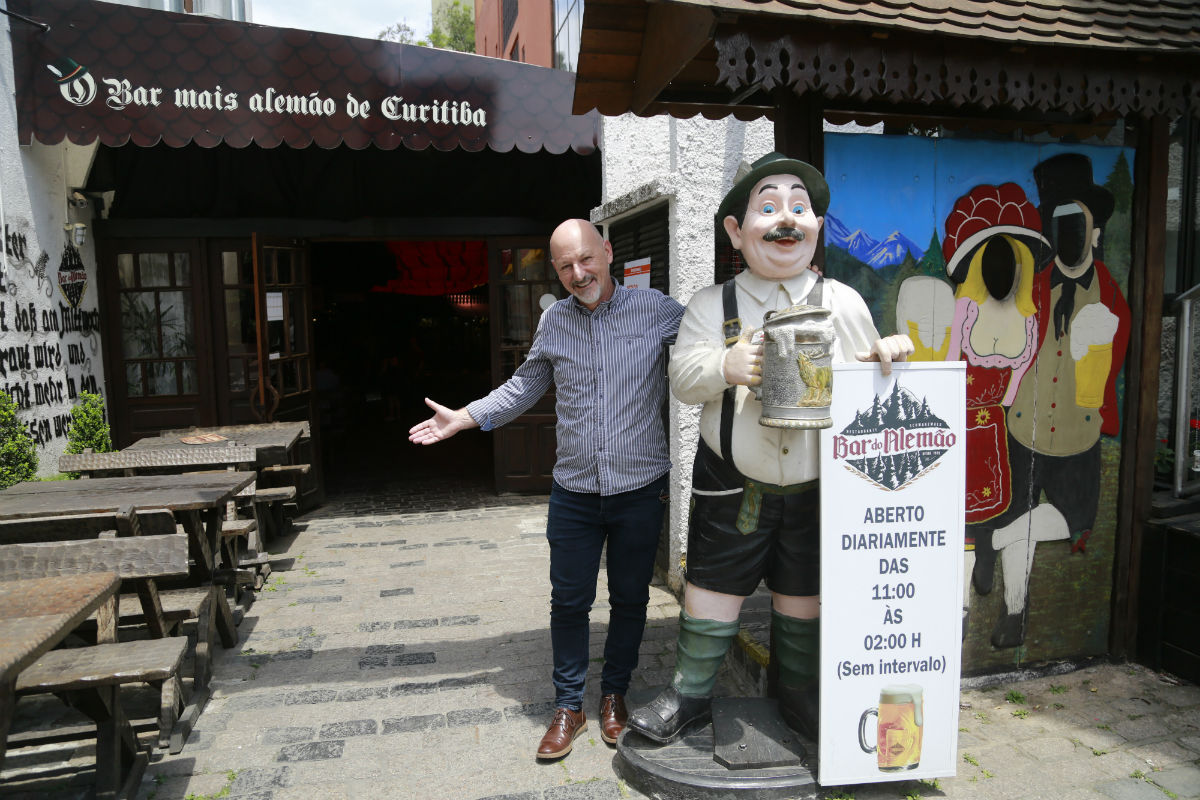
[58,446,258,478]
[15,637,187,758]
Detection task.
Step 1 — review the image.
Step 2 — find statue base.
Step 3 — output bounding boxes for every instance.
[615,697,819,799]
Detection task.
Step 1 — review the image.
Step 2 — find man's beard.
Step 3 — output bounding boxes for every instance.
[572,277,602,305]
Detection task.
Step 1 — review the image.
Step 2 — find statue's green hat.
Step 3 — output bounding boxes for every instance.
[716,152,830,244]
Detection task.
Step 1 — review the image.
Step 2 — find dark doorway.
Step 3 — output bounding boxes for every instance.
[309,240,494,493]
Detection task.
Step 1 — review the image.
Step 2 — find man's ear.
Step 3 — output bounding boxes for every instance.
[723,215,743,250]
[603,238,614,266]
[1091,227,1101,248]
[815,216,825,234]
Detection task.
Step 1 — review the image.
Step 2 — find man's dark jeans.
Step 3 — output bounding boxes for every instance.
[547,474,668,711]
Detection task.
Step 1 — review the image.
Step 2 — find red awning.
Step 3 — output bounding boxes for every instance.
[12,0,599,155]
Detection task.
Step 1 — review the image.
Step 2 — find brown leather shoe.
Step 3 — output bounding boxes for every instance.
[536,707,587,759]
[599,694,627,744]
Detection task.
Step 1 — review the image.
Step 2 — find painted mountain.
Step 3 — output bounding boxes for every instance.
[843,382,948,434]
[825,214,925,269]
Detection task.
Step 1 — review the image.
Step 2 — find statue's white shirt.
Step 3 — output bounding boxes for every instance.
[669,269,880,485]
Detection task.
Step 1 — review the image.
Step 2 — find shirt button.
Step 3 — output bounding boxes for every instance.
[782,447,789,455]
[1052,377,1058,383]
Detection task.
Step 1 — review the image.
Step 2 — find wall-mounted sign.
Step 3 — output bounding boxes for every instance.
[819,362,966,786]
[266,292,284,323]
[623,257,651,290]
[12,0,599,155]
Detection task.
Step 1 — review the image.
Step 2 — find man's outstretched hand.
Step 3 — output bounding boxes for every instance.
[855,334,915,376]
[408,398,479,445]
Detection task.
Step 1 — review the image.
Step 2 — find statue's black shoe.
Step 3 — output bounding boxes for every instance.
[626,686,712,744]
[777,683,819,741]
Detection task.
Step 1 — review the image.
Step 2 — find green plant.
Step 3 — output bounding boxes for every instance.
[65,392,113,455]
[1155,440,1175,475]
[963,753,980,767]
[1049,684,1068,694]
[1012,708,1029,718]
[1005,689,1026,704]
[0,392,37,487]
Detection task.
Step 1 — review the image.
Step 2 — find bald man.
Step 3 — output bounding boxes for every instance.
[410,220,685,759]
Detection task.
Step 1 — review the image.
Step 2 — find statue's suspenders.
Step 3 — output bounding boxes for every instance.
[718,276,824,469]
[720,281,740,467]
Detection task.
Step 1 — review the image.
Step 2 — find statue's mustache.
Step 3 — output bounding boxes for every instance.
[763,227,806,242]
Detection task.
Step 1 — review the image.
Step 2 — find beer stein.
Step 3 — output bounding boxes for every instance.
[753,304,835,429]
[859,684,923,772]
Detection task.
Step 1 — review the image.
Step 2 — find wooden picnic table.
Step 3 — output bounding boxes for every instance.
[0,473,256,521]
[130,422,307,468]
[0,573,120,774]
[0,472,254,630]
[0,474,258,761]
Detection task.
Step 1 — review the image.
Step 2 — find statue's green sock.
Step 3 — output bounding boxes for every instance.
[772,610,819,688]
[670,611,739,698]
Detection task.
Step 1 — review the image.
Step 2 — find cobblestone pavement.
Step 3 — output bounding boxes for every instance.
[7,477,1195,800]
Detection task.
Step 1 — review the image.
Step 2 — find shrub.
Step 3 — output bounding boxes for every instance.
[65,392,113,455]
[0,391,37,487]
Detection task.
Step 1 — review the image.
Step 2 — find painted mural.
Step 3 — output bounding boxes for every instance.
[824,134,1134,670]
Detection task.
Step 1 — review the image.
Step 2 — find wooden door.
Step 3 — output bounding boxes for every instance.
[207,238,259,424]
[488,240,564,493]
[250,235,315,427]
[99,238,216,445]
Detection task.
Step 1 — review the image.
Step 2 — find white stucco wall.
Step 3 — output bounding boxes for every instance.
[0,16,108,476]
[593,112,775,592]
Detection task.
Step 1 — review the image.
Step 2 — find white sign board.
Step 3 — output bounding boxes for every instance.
[266,291,284,321]
[818,361,966,785]
[623,257,651,290]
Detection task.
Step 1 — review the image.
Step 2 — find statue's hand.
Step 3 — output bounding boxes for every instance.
[723,328,763,387]
[856,334,915,377]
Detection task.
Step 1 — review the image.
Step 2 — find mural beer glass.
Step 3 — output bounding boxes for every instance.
[755,304,835,429]
[1074,343,1113,408]
[858,685,923,771]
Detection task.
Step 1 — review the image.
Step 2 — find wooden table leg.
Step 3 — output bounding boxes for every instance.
[0,678,14,775]
[179,510,214,581]
[70,685,142,800]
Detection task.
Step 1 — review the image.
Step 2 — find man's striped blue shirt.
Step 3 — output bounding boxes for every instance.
[467,284,685,495]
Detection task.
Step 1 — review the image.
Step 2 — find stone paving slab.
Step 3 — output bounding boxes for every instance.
[5,481,1194,800]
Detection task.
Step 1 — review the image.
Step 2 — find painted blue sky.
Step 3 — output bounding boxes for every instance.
[824,133,1135,252]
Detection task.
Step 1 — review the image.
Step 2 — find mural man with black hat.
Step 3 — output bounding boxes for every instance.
[627,153,913,745]
[975,152,1131,648]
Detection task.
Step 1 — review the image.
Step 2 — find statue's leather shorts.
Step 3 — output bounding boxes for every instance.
[684,439,820,597]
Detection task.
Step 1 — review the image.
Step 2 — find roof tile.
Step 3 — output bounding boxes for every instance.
[704,0,1200,51]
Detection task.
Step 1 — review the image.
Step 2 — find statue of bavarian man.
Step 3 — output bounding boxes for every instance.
[628,152,914,744]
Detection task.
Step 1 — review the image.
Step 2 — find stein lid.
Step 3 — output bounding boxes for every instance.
[762,303,832,325]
